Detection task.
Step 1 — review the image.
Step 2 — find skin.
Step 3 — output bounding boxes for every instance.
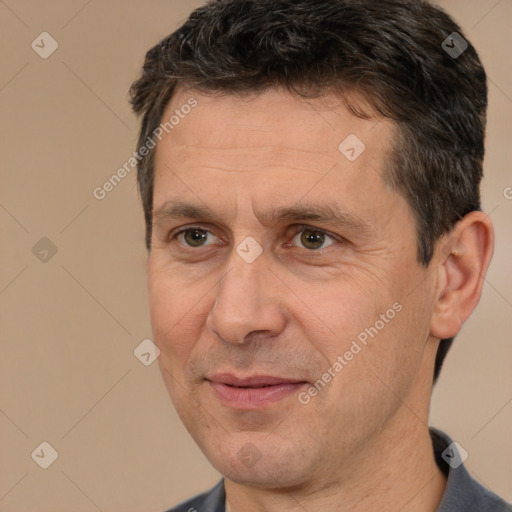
[147,88,494,512]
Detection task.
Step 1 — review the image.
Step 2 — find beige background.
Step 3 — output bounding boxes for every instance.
[0,1,510,510]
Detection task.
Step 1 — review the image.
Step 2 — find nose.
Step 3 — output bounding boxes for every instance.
[206,248,287,344]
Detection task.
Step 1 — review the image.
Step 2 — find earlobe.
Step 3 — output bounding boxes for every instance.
[430,211,494,340]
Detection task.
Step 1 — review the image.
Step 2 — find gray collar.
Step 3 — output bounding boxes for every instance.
[430,427,511,511]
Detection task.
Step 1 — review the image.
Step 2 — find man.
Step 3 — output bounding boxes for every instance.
[129,0,510,510]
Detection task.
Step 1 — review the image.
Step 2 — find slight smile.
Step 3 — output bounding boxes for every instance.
[206,374,308,410]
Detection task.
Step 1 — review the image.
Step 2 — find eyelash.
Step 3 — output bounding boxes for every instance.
[169,224,342,252]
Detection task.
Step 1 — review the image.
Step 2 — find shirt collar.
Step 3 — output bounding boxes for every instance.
[430,426,496,511]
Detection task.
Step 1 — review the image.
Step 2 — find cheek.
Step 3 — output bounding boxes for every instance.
[333,285,431,402]
[299,272,419,399]
[147,268,206,364]
[306,279,396,348]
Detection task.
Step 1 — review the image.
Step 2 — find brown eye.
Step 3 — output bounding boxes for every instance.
[175,228,214,247]
[292,228,336,250]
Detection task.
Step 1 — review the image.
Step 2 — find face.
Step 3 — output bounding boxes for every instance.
[147,88,439,489]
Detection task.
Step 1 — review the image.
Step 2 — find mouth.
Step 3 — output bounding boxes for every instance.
[206,373,308,409]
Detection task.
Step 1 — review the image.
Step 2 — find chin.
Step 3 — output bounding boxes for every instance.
[215,459,308,490]
[200,433,314,489]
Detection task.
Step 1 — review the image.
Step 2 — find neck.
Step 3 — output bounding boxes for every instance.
[225,412,446,512]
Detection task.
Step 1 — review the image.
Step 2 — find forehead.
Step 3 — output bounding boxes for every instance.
[154,88,395,177]
[152,88,401,229]
[158,88,392,156]
[158,144,337,176]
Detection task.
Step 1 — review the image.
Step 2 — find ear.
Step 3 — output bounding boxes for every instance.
[430,211,494,339]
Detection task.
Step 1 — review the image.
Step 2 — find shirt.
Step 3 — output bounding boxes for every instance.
[164,427,512,511]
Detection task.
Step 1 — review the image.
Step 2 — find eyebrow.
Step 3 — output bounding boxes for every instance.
[153,200,375,235]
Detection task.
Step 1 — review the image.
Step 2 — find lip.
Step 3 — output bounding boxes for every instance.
[206,373,307,409]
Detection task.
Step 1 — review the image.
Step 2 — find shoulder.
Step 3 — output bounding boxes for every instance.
[162,480,225,512]
[430,427,512,512]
